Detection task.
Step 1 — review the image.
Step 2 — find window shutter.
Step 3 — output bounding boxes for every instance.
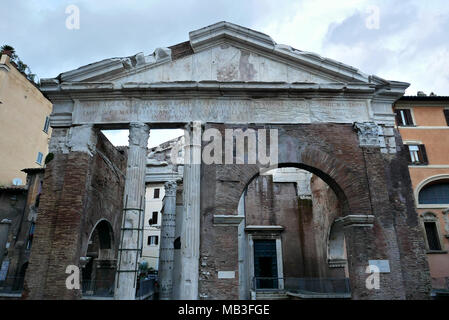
[395,110,402,126]
[444,109,449,126]
[419,145,428,164]
[403,145,412,163]
[155,236,159,245]
[404,109,414,126]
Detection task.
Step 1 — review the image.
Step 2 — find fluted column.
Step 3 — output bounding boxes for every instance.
[115,122,149,300]
[180,121,202,299]
[158,180,177,300]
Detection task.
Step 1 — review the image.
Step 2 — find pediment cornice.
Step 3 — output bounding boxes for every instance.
[40,21,409,102]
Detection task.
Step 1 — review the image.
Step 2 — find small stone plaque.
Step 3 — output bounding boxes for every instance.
[368,260,390,273]
[218,271,235,279]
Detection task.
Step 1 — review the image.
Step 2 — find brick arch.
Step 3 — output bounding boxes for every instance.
[84,218,115,256]
[298,146,371,215]
[231,146,371,216]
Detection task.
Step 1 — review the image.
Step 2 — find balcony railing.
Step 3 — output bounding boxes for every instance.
[252,277,351,298]
[0,277,25,295]
[136,278,155,300]
[0,277,25,298]
[82,280,114,298]
[81,278,155,299]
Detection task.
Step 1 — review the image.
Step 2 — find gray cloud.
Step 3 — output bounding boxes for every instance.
[322,0,449,94]
[1,0,448,95]
[0,0,294,79]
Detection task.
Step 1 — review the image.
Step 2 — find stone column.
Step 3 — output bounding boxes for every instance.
[158,180,177,300]
[115,122,149,300]
[180,121,202,299]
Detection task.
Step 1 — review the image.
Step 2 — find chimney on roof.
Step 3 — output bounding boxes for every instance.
[417,91,427,96]
[0,53,10,64]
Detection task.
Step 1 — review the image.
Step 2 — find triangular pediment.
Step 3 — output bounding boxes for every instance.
[45,21,404,91]
[112,41,345,84]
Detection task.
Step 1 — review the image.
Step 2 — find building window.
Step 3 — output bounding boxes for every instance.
[405,144,428,165]
[444,109,449,126]
[36,152,43,165]
[419,181,449,204]
[149,211,158,225]
[395,109,414,126]
[424,222,442,251]
[147,236,159,246]
[43,116,50,133]
[153,188,160,199]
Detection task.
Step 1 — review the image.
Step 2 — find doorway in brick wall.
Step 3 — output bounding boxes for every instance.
[253,240,278,289]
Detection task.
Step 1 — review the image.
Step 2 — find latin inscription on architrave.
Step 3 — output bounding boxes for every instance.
[72,99,369,124]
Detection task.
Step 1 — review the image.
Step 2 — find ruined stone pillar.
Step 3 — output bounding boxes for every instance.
[158,180,177,300]
[180,121,202,299]
[24,125,98,299]
[115,122,149,300]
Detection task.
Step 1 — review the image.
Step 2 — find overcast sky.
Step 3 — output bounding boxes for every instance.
[2,0,448,146]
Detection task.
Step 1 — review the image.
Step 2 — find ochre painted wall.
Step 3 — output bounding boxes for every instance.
[0,54,52,186]
[395,102,449,283]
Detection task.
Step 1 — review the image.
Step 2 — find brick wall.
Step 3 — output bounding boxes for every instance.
[199,123,431,300]
[23,130,126,299]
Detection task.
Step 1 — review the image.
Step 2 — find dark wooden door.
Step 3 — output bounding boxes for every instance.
[254,240,278,289]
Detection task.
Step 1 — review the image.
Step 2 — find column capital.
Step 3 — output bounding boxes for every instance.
[164,180,178,197]
[128,122,149,147]
[353,122,381,148]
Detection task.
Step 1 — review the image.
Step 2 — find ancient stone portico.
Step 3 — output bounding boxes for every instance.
[27,21,431,300]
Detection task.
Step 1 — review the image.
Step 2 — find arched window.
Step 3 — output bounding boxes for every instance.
[418,180,449,204]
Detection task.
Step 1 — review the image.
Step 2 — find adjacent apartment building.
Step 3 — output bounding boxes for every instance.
[0,53,52,186]
[143,184,164,271]
[142,136,184,272]
[394,94,449,297]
